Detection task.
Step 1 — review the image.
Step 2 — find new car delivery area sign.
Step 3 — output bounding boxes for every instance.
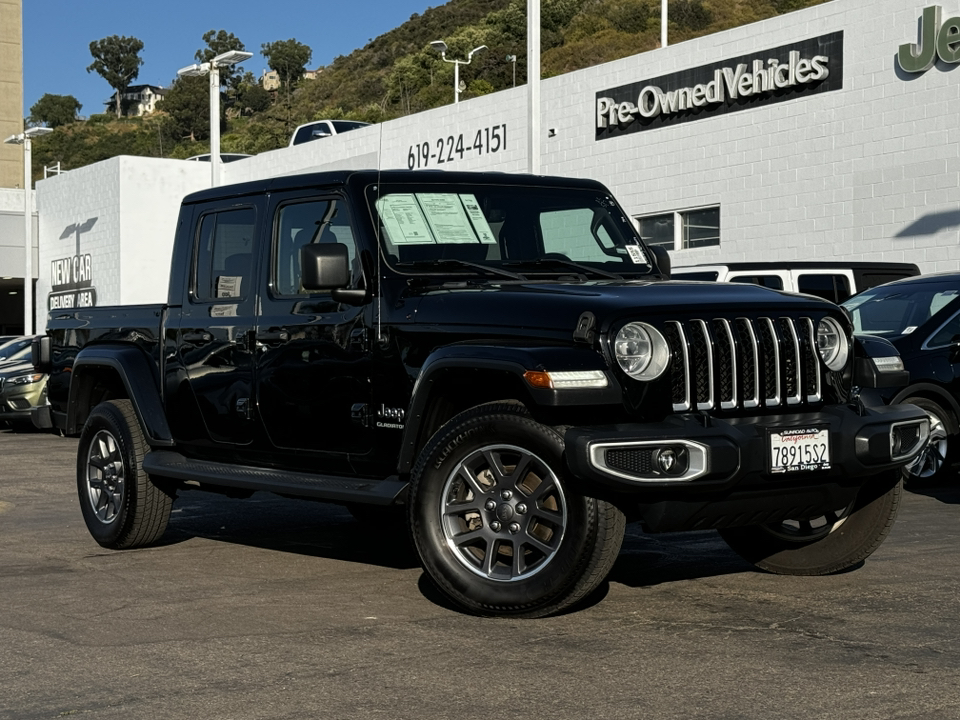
[49,253,97,310]
[596,32,843,139]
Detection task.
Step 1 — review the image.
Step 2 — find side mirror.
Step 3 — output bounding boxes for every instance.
[32,336,51,372]
[301,243,350,291]
[649,245,671,279]
[310,130,331,140]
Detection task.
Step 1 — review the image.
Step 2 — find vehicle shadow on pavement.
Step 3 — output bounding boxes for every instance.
[904,481,960,505]
[162,490,420,570]
[608,526,754,588]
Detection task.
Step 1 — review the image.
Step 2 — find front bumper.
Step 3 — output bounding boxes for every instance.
[565,401,929,532]
[0,380,48,423]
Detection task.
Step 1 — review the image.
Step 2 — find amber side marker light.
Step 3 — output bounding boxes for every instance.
[523,370,609,389]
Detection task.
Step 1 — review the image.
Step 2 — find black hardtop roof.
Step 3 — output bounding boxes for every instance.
[182,169,611,205]
[675,261,920,272]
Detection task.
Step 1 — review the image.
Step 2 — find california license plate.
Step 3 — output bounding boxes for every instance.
[769,427,831,474]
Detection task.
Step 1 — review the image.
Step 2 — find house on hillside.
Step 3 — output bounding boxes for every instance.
[104,84,168,117]
[260,68,322,92]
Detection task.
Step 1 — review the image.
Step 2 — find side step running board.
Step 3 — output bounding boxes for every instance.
[142,450,407,506]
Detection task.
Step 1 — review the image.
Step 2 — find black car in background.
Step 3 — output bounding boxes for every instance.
[843,273,960,482]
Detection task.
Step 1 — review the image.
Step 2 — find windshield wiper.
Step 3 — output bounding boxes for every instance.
[396,258,526,281]
[505,258,625,280]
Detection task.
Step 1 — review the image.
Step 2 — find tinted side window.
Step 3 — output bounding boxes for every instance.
[859,273,912,291]
[927,310,960,348]
[194,208,256,302]
[730,274,784,290]
[274,198,357,296]
[797,274,851,303]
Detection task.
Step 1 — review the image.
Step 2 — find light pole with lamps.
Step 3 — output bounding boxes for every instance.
[177,49,253,187]
[429,41,487,104]
[4,126,53,335]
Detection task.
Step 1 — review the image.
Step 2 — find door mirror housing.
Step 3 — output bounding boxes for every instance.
[301,243,350,291]
[650,245,671,279]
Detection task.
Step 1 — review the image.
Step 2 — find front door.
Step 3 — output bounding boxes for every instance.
[175,200,261,451]
[254,191,372,475]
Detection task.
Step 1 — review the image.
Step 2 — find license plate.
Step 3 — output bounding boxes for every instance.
[769,427,831,474]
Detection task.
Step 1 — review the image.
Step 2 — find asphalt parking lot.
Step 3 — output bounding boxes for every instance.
[2,427,960,720]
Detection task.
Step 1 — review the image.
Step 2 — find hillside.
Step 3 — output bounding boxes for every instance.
[31,0,829,177]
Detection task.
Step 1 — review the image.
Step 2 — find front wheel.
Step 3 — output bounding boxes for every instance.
[408,402,625,617]
[77,399,175,549]
[901,397,954,484]
[718,472,902,575]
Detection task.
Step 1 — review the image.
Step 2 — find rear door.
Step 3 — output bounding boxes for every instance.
[174,199,262,450]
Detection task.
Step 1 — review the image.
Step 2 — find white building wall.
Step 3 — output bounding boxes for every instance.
[0,186,37,279]
[36,158,209,324]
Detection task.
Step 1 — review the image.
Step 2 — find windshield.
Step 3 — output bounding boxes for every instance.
[369,183,652,277]
[0,337,32,363]
[842,280,960,338]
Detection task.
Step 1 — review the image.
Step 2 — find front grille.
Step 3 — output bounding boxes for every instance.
[665,316,823,413]
[605,448,653,475]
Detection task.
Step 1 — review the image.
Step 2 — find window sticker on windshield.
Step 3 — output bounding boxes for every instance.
[902,325,917,334]
[418,193,482,244]
[625,244,648,265]
[376,195,435,245]
[458,194,497,244]
[216,276,242,298]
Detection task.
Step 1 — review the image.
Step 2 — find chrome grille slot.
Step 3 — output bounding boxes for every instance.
[780,317,802,405]
[801,318,821,402]
[691,320,714,410]
[663,315,823,414]
[664,321,690,412]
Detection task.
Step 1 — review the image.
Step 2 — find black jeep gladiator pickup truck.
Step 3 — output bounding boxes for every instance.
[34,169,929,617]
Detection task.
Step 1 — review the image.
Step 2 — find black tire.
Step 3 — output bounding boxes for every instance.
[408,402,625,617]
[76,399,175,549]
[900,397,955,484]
[718,472,902,575]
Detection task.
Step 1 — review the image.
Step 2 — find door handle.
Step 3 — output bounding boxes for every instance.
[183,331,213,344]
[256,330,289,343]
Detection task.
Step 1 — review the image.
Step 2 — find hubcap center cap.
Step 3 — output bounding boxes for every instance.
[495,503,515,523]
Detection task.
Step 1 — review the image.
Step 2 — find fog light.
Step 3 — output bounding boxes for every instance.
[654,447,687,475]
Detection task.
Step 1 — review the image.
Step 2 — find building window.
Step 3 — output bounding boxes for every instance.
[636,206,720,251]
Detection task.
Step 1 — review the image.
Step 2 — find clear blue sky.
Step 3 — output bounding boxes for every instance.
[23,0,438,117]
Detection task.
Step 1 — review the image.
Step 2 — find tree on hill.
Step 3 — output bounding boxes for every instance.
[158,74,216,142]
[29,94,82,127]
[196,29,248,93]
[262,39,313,92]
[87,35,144,119]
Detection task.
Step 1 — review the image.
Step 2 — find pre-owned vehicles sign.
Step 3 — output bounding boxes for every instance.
[596,32,843,139]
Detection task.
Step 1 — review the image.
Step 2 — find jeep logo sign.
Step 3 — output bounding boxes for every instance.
[595,32,843,139]
[898,6,960,73]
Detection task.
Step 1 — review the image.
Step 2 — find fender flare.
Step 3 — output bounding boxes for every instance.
[67,345,174,447]
[890,382,960,435]
[397,344,620,474]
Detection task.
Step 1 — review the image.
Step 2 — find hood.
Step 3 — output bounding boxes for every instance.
[410,279,837,333]
[0,361,36,379]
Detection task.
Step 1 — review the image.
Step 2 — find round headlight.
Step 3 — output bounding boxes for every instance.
[614,322,671,380]
[817,317,849,371]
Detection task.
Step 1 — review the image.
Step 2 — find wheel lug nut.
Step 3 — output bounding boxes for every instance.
[501,490,513,500]
[509,523,521,534]
[490,521,502,532]
[516,503,527,514]
[485,499,497,511]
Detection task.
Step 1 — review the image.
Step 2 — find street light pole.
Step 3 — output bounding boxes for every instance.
[430,41,487,104]
[528,0,541,175]
[178,50,253,187]
[4,126,52,335]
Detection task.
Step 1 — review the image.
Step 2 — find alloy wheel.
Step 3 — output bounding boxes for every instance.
[440,444,568,582]
[85,430,126,524]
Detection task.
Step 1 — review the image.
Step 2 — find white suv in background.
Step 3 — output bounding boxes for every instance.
[289,120,371,146]
[671,261,920,303]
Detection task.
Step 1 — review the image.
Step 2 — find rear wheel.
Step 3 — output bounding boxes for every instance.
[409,402,625,617]
[718,472,902,575]
[77,400,175,549]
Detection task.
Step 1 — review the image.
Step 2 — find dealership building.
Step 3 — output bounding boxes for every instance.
[30,0,960,323]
